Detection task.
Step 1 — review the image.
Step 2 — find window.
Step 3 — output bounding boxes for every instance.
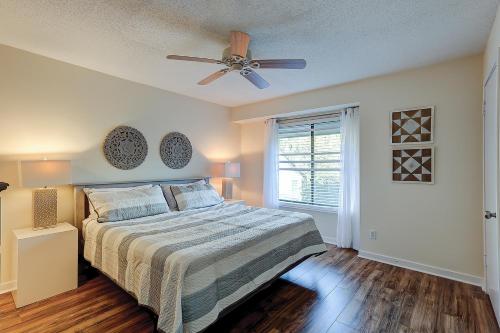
[278,115,341,210]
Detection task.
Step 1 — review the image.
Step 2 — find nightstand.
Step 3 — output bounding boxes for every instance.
[224,199,245,205]
[12,223,77,307]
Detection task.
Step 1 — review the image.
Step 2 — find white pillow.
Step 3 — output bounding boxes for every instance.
[87,185,169,222]
[170,182,223,211]
[83,184,152,195]
[161,180,206,211]
[84,184,153,218]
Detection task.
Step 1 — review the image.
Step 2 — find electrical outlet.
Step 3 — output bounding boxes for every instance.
[369,230,377,240]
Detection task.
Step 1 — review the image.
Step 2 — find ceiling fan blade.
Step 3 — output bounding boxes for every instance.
[252,59,306,69]
[241,69,270,89]
[198,69,231,85]
[230,31,250,57]
[166,55,221,64]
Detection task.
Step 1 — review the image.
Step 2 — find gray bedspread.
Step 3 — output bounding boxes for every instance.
[83,202,326,333]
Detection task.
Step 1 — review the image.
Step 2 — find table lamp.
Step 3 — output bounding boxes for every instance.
[212,162,240,200]
[20,160,72,229]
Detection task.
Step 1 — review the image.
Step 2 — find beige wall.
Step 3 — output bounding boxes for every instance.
[234,55,484,278]
[0,42,485,284]
[0,45,240,283]
[240,122,265,207]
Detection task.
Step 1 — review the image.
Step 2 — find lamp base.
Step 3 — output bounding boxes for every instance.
[33,188,58,230]
[221,178,233,200]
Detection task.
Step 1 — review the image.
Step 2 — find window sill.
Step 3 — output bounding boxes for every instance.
[278,201,338,214]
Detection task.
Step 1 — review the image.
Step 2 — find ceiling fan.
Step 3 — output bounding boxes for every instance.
[166,31,306,89]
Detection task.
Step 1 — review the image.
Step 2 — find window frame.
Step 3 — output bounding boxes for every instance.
[277,116,341,213]
[278,200,338,213]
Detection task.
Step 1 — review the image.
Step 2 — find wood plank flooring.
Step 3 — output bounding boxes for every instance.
[1,245,498,333]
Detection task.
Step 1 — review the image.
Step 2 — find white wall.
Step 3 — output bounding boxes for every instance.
[0,43,485,286]
[234,55,484,279]
[0,44,241,283]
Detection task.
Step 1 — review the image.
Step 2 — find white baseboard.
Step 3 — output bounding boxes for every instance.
[0,280,16,294]
[322,236,336,245]
[358,250,483,287]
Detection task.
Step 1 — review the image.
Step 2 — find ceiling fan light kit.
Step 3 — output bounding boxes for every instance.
[166,31,306,89]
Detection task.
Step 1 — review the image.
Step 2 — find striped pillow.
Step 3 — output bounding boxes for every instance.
[160,180,206,211]
[87,185,169,222]
[84,185,153,218]
[170,183,223,211]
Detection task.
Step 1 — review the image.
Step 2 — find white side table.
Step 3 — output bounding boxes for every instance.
[12,222,77,307]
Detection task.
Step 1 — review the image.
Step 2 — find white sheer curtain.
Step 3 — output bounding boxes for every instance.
[336,106,360,249]
[263,118,279,208]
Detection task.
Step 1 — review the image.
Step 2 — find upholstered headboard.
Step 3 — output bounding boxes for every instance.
[73,177,210,232]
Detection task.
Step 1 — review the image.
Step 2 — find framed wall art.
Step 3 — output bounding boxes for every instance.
[390,107,434,145]
[392,146,434,184]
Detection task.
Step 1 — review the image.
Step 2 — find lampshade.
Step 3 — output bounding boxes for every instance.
[20,160,72,188]
[212,162,240,178]
[225,162,240,178]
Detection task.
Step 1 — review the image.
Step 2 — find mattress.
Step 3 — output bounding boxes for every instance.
[83,202,326,333]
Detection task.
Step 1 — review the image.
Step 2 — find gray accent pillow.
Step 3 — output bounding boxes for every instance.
[87,185,169,222]
[170,182,223,211]
[84,184,153,218]
[161,180,206,211]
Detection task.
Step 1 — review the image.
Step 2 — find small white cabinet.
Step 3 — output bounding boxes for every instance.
[12,223,77,307]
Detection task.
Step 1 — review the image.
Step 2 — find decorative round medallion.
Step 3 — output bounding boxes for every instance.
[103,126,148,170]
[160,132,192,169]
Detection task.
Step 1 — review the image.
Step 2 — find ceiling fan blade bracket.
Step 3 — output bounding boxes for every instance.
[240,67,252,76]
[249,61,260,69]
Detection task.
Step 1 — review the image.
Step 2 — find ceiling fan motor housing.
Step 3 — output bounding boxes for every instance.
[222,47,258,74]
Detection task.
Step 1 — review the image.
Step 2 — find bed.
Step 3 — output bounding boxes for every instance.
[74,178,327,333]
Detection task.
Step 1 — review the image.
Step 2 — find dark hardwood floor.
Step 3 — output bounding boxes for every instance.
[1,245,498,333]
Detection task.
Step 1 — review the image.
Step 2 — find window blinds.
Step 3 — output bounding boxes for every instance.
[277,115,341,208]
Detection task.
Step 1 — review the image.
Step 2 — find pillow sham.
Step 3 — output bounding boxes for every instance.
[83,184,153,195]
[87,185,169,222]
[84,184,153,218]
[170,182,223,211]
[160,180,206,211]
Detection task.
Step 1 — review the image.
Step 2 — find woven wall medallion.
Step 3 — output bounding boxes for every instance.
[160,132,192,169]
[390,107,434,144]
[103,126,148,170]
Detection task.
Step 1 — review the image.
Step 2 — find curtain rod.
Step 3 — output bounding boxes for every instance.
[274,105,358,124]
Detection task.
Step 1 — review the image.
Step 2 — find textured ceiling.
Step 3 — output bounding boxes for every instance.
[0,0,498,107]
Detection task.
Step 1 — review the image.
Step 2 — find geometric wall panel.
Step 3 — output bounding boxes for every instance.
[391,107,434,144]
[392,147,434,184]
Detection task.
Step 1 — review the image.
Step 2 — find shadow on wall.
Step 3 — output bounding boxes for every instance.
[240,151,264,207]
[0,161,20,187]
[70,140,218,184]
